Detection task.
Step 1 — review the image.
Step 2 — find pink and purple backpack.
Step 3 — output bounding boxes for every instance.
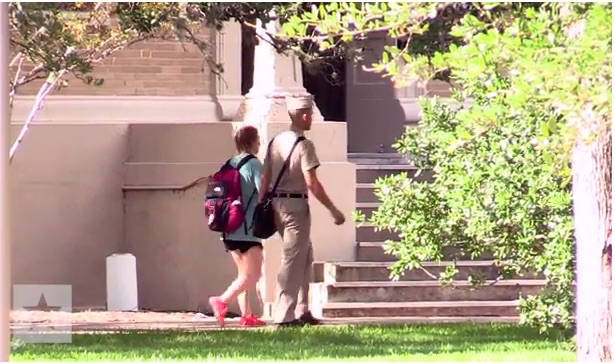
[204,155,256,235]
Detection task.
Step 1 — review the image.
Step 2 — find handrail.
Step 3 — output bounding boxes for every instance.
[122,176,209,192]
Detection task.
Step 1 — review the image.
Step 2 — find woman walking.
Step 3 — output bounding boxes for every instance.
[209,125,265,327]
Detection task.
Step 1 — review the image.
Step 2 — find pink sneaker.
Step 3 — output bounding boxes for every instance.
[208,296,227,326]
[240,314,266,327]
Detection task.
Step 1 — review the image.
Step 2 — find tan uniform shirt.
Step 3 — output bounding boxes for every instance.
[264,129,320,194]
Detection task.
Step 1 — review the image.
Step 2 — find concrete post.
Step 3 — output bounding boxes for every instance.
[0,2,12,360]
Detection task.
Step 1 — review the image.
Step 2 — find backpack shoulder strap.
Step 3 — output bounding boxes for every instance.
[270,136,306,194]
[236,154,256,172]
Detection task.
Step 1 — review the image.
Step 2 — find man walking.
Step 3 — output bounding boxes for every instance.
[259,96,345,326]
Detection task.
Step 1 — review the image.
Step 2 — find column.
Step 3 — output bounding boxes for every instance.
[235,17,323,127]
[213,21,244,121]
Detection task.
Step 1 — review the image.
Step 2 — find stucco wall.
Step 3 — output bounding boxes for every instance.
[123,184,244,312]
[10,120,245,311]
[123,122,246,313]
[10,123,128,308]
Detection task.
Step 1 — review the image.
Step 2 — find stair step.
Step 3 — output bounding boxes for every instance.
[356,167,432,185]
[357,206,378,218]
[349,153,405,159]
[355,164,417,170]
[322,260,537,282]
[357,207,378,221]
[349,153,410,166]
[356,185,380,204]
[314,280,546,303]
[320,301,520,318]
[319,315,520,324]
[356,202,380,208]
[356,242,495,262]
[356,242,396,261]
[356,183,375,188]
[356,225,398,242]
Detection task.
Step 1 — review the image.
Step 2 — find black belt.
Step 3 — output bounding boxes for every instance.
[270,192,308,199]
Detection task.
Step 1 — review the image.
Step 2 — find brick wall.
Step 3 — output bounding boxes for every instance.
[14,28,215,97]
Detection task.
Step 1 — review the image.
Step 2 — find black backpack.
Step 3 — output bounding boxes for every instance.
[252,136,305,239]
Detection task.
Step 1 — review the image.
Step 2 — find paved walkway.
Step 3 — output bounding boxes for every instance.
[11,311,519,334]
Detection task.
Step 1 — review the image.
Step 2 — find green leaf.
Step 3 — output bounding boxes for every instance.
[385,45,400,57]
[540,121,550,137]
[281,22,295,37]
[548,118,557,133]
[382,50,390,63]
[431,52,445,69]
[455,126,472,140]
[389,61,398,75]
[450,26,465,38]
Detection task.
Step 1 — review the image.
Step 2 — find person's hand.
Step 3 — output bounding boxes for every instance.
[331,207,345,225]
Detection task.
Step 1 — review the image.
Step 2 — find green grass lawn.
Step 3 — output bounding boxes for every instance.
[11,323,575,362]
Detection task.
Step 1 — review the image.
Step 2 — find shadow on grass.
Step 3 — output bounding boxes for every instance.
[12,323,574,361]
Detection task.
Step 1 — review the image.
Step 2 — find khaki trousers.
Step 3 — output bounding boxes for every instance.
[272,198,313,323]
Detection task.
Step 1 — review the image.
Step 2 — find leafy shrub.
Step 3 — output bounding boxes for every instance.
[364,93,573,332]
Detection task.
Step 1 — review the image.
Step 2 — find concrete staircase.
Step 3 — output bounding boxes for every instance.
[311,153,546,322]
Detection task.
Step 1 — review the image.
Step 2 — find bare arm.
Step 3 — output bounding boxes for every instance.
[258,162,271,202]
[299,140,344,224]
[258,139,274,202]
[303,168,336,212]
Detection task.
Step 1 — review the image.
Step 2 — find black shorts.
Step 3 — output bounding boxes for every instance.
[223,239,263,254]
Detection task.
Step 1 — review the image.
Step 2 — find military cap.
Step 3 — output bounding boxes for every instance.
[285,95,313,111]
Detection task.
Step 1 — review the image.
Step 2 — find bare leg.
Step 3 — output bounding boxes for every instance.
[220,247,263,315]
[242,247,263,317]
[220,252,247,309]
[238,290,250,317]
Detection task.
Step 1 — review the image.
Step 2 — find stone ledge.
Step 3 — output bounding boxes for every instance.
[123,162,219,188]
[215,95,244,121]
[398,97,475,123]
[11,96,220,123]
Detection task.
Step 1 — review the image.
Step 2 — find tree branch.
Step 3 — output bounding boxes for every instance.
[9,71,65,163]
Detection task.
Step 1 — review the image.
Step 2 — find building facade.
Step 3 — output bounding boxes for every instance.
[10,22,449,315]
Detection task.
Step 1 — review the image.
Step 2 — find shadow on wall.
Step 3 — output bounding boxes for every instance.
[300,42,406,154]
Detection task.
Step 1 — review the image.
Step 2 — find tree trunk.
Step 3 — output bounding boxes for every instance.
[573,129,612,362]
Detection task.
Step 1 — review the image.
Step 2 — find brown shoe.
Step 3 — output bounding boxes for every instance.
[298,311,321,325]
